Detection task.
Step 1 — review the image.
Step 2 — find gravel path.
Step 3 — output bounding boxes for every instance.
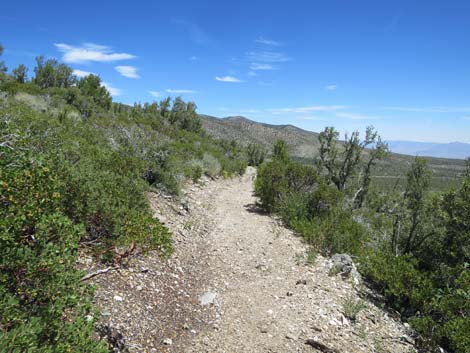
[86,167,416,353]
[184,167,415,353]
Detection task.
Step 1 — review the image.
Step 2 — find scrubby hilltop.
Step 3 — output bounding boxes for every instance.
[201,115,321,158]
[202,114,467,190]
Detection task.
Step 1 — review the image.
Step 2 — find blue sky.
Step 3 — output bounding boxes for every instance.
[1,0,470,142]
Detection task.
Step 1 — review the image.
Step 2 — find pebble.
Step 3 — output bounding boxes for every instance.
[162,338,173,345]
[199,291,217,305]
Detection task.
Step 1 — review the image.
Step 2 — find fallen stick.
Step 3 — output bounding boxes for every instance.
[306,339,340,353]
[81,266,118,281]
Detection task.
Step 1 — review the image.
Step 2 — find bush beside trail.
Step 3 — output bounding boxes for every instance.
[255,134,469,353]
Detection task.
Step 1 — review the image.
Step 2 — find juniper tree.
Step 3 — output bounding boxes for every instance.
[12,64,28,83]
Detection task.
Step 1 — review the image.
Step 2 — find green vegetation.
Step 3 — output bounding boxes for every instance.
[246,143,266,166]
[202,114,467,192]
[255,128,469,353]
[0,44,247,351]
[342,295,367,322]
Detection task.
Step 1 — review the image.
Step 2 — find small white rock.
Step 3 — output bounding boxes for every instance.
[162,338,173,345]
[113,295,123,302]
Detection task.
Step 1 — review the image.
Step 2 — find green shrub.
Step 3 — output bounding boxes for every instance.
[0,149,107,352]
[184,161,203,182]
[246,143,266,166]
[342,294,366,321]
[117,212,173,256]
[202,153,221,177]
[254,160,288,212]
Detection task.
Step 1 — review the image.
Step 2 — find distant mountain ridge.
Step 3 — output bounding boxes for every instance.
[200,115,321,158]
[387,141,470,160]
[201,114,470,161]
[200,114,467,189]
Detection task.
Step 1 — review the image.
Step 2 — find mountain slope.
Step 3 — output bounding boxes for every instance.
[387,140,470,159]
[201,115,468,190]
[201,115,320,158]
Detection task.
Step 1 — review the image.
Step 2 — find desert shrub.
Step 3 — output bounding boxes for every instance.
[0,80,42,95]
[278,192,311,224]
[220,157,247,176]
[289,209,367,255]
[255,160,288,212]
[342,294,366,321]
[246,143,266,166]
[117,212,173,255]
[184,160,204,182]
[360,251,469,353]
[0,148,107,352]
[202,152,222,177]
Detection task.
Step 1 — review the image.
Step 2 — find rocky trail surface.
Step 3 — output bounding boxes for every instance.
[82,167,417,353]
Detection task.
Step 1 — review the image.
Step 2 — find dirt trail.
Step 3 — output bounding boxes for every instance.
[183,167,415,353]
[87,167,416,353]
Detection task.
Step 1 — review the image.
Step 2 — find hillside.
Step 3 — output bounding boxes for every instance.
[201,115,321,158]
[387,140,470,159]
[201,115,467,190]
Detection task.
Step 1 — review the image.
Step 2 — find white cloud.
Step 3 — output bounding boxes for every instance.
[216,76,243,83]
[166,89,197,94]
[55,43,136,64]
[297,116,325,121]
[115,65,139,79]
[270,105,346,114]
[189,56,199,61]
[247,51,291,63]
[250,62,277,71]
[102,82,121,96]
[149,91,161,98]
[385,106,470,113]
[73,69,94,77]
[248,71,257,77]
[326,84,337,91]
[255,37,282,46]
[336,112,377,120]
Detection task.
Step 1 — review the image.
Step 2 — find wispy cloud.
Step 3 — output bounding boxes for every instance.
[250,62,277,71]
[171,18,209,45]
[385,106,470,113]
[216,76,243,83]
[149,91,161,98]
[270,105,346,114]
[166,89,197,94]
[297,116,325,121]
[73,69,94,78]
[336,112,377,120]
[55,43,136,64]
[255,37,282,46]
[247,51,291,63]
[248,71,257,77]
[102,82,121,96]
[189,55,199,61]
[326,84,337,91]
[115,65,139,78]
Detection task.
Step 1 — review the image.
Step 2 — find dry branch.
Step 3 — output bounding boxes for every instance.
[81,266,119,281]
[306,339,340,353]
